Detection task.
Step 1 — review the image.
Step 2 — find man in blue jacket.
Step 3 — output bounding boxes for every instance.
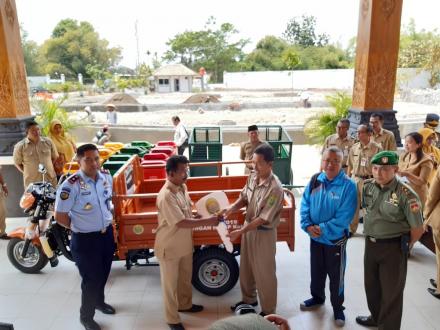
[300,146,357,327]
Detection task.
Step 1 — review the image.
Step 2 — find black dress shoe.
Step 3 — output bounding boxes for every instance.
[259,311,268,317]
[428,287,440,299]
[178,304,203,313]
[168,323,185,330]
[0,234,10,240]
[230,300,258,311]
[80,318,101,330]
[355,315,377,327]
[96,302,116,314]
[430,278,437,288]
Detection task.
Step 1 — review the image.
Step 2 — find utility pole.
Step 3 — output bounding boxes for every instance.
[135,20,140,74]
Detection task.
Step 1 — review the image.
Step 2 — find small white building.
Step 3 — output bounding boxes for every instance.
[153,64,199,93]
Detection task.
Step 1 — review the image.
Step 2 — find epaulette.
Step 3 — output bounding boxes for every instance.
[68,174,80,184]
[363,178,375,185]
[397,181,417,197]
[100,169,110,175]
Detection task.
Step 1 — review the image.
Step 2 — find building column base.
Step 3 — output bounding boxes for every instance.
[0,116,35,156]
[347,109,402,147]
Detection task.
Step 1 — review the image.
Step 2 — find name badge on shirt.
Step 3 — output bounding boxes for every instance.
[83,203,93,210]
[360,157,367,167]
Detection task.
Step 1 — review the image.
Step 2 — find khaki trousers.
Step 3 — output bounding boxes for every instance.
[240,229,277,314]
[433,229,440,294]
[0,192,6,235]
[350,177,363,234]
[158,253,193,324]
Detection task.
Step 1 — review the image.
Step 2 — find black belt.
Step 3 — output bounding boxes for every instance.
[355,175,373,180]
[367,236,401,243]
[73,225,111,236]
[257,226,273,231]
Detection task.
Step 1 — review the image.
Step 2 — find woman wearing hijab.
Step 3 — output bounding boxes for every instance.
[419,127,440,185]
[48,119,77,179]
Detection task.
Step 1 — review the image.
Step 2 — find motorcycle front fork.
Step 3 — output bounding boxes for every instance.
[23,222,59,267]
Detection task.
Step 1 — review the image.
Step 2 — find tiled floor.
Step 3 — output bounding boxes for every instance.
[1,216,439,330]
[1,145,439,329]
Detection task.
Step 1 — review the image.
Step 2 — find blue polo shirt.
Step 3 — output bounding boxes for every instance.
[55,170,113,233]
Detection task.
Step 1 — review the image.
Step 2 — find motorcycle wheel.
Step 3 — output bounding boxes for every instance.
[7,238,49,273]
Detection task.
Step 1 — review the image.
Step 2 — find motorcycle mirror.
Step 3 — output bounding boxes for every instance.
[38,164,47,174]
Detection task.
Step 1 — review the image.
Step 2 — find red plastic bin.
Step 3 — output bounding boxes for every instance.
[157,141,176,148]
[150,146,175,157]
[141,160,166,180]
[143,153,168,161]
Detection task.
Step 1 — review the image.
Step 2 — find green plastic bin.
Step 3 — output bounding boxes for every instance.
[102,161,126,176]
[108,154,131,162]
[130,141,154,149]
[259,125,293,185]
[119,146,148,157]
[189,127,223,177]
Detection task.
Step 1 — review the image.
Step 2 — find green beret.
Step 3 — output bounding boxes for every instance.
[371,151,399,165]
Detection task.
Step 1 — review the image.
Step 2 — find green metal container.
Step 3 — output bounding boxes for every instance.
[189,127,223,177]
[119,146,148,157]
[259,125,293,185]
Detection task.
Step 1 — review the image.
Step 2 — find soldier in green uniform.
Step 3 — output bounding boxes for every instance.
[356,151,424,330]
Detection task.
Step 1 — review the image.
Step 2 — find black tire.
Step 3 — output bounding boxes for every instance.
[7,238,49,274]
[192,247,239,296]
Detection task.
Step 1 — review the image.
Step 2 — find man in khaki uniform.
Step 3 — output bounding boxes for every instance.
[0,166,9,239]
[322,119,354,171]
[347,125,382,234]
[356,151,424,330]
[155,155,220,330]
[240,125,265,173]
[369,113,397,150]
[424,168,440,299]
[13,121,58,188]
[226,144,284,316]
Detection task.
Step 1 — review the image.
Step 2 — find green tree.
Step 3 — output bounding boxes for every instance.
[242,36,290,71]
[399,20,440,86]
[283,15,329,47]
[40,19,122,79]
[164,16,249,82]
[21,27,45,76]
[33,98,79,136]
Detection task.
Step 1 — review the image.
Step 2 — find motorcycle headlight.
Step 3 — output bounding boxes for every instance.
[20,192,35,210]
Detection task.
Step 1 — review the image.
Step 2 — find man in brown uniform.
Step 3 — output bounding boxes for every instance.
[13,121,58,188]
[155,155,220,330]
[369,113,397,151]
[226,144,284,316]
[240,125,264,173]
[0,166,9,239]
[356,151,424,330]
[347,125,382,235]
[322,119,354,171]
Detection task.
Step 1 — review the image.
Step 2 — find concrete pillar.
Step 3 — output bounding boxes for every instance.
[348,0,403,145]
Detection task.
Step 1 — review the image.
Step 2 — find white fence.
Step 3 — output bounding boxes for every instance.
[223,68,433,90]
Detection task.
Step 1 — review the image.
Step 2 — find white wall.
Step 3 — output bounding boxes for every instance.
[156,76,193,93]
[223,68,434,90]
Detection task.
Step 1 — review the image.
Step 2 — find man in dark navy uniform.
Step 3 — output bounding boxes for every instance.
[55,144,115,330]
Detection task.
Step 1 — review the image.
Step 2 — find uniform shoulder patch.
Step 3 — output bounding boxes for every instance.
[100,169,110,175]
[68,174,80,184]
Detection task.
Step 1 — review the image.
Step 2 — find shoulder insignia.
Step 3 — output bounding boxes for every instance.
[68,174,80,184]
[364,178,375,185]
[100,169,110,175]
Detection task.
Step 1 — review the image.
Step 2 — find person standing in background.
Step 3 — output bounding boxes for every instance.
[240,125,264,174]
[0,166,9,239]
[172,116,189,156]
[48,119,77,180]
[105,104,117,125]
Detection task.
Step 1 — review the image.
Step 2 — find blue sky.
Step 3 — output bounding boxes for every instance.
[16,0,440,68]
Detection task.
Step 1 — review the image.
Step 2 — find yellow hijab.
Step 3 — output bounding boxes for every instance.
[48,120,76,162]
[419,127,440,184]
